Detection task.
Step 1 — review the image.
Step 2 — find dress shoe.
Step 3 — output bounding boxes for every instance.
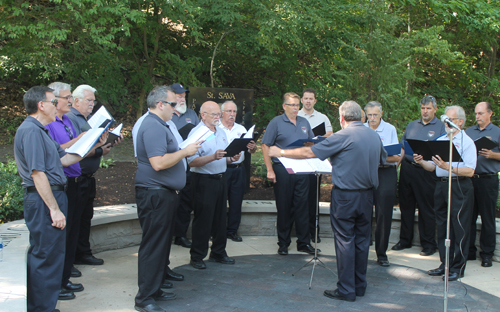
[71,266,82,277]
[481,257,493,267]
[74,254,104,265]
[444,272,464,281]
[209,254,235,264]
[63,281,84,292]
[174,236,192,248]
[190,259,206,269]
[161,280,173,289]
[278,246,288,255]
[311,236,321,243]
[377,259,390,267]
[391,242,411,251]
[324,289,355,302]
[134,303,166,312]
[165,267,184,281]
[427,267,445,276]
[155,291,176,301]
[420,248,436,256]
[467,253,477,261]
[298,244,320,254]
[58,288,75,300]
[227,232,243,242]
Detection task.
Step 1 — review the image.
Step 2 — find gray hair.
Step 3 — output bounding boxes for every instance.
[339,100,362,121]
[24,86,53,114]
[146,85,174,109]
[420,95,437,108]
[445,105,466,128]
[221,100,237,112]
[73,84,96,99]
[48,82,71,97]
[364,101,382,113]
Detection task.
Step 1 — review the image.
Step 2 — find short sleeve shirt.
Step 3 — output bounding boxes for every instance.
[171,108,200,129]
[401,116,445,162]
[364,119,399,165]
[434,130,477,177]
[218,122,247,164]
[135,113,186,190]
[14,116,67,187]
[188,121,229,174]
[311,121,387,189]
[46,115,81,177]
[465,123,500,174]
[297,109,333,133]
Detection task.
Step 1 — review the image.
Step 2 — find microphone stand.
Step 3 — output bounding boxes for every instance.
[292,172,336,289]
[443,128,455,312]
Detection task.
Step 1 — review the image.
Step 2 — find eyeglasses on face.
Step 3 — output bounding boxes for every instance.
[56,95,73,101]
[203,112,222,118]
[64,125,74,140]
[42,99,58,106]
[284,104,300,108]
[157,100,178,108]
[223,110,237,114]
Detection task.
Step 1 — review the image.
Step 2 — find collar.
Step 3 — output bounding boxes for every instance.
[281,113,300,124]
[26,116,49,134]
[473,122,493,132]
[69,106,87,120]
[201,120,217,132]
[418,116,439,126]
[147,111,168,127]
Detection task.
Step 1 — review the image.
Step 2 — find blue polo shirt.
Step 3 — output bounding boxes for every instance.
[401,116,445,162]
[46,115,81,178]
[171,108,199,129]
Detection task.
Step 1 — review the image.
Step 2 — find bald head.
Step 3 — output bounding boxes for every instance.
[200,101,222,129]
[475,102,493,129]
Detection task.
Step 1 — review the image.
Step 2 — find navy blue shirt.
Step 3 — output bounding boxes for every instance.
[401,116,445,162]
[465,123,500,174]
[171,108,199,129]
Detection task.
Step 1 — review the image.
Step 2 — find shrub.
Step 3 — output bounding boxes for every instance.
[0,161,24,223]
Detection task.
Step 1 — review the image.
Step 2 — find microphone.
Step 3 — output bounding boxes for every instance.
[440,115,460,130]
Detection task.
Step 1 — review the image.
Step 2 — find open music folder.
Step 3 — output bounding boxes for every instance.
[277,157,332,174]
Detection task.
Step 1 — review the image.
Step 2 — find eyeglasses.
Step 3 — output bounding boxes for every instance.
[203,112,222,118]
[56,95,73,101]
[367,114,380,118]
[223,110,237,114]
[85,99,96,104]
[158,101,177,108]
[285,104,300,108]
[42,99,58,106]
[64,125,74,140]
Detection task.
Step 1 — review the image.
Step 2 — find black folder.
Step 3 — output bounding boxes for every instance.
[406,139,463,162]
[178,123,196,140]
[474,136,498,152]
[225,138,252,157]
[312,123,326,137]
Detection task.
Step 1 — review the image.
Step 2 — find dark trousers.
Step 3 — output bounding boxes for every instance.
[398,160,438,249]
[308,174,321,238]
[435,178,473,274]
[470,175,498,258]
[135,187,178,307]
[75,176,96,260]
[226,165,246,235]
[173,168,193,238]
[374,166,397,260]
[273,163,310,248]
[62,178,86,286]
[330,188,373,301]
[25,190,67,312]
[190,173,228,261]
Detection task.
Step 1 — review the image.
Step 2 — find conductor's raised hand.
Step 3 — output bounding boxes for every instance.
[184,140,203,157]
[268,146,281,158]
[213,149,227,160]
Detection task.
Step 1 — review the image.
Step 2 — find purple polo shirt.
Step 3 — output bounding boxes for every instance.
[46,115,81,177]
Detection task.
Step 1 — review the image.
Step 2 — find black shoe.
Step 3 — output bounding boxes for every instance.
[377,259,390,267]
[209,254,235,264]
[155,291,176,301]
[165,267,184,281]
[420,248,436,256]
[467,253,477,261]
[58,288,75,300]
[227,233,243,242]
[324,289,355,302]
[190,259,206,270]
[481,257,493,267]
[428,267,445,276]
[174,236,192,248]
[63,281,84,292]
[444,272,464,281]
[74,254,104,265]
[278,246,288,255]
[311,236,321,243]
[71,266,82,277]
[161,280,173,289]
[391,242,411,251]
[298,244,320,254]
[135,303,166,312]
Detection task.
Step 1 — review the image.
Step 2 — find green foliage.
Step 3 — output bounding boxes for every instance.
[99,157,115,169]
[0,161,23,223]
[251,147,272,187]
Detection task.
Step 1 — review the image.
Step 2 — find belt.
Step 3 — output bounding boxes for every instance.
[334,185,374,192]
[472,173,498,178]
[227,163,243,168]
[192,172,225,180]
[405,158,422,168]
[440,176,467,182]
[81,173,95,178]
[379,165,396,169]
[67,176,86,183]
[136,186,179,194]
[26,185,65,193]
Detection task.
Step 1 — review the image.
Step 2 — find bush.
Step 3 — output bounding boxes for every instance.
[0,161,24,223]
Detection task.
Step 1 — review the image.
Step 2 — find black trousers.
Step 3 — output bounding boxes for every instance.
[62,178,86,286]
[470,175,498,258]
[25,190,67,312]
[435,178,473,274]
[173,168,193,238]
[226,165,246,235]
[273,163,310,248]
[374,166,397,260]
[330,187,373,301]
[75,176,96,260]
[135,187,178,307]
[190,173,228,261]
[308,174,321,238]
[398,160,438,250]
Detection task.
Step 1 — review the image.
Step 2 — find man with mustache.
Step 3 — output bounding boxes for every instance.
[393,95,445,257]
[465,102,500,268]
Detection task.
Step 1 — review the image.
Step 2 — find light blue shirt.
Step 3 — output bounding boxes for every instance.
[188,121,229,174]
[365,119,399,165]
[434,130,477,177]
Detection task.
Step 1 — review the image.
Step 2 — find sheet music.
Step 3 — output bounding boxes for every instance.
[243,125,255,139]
[278,157,332,174]
[179,124,214,149]
[87,106,113,129]
[65,126,108,157]
[110,123,122,136]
